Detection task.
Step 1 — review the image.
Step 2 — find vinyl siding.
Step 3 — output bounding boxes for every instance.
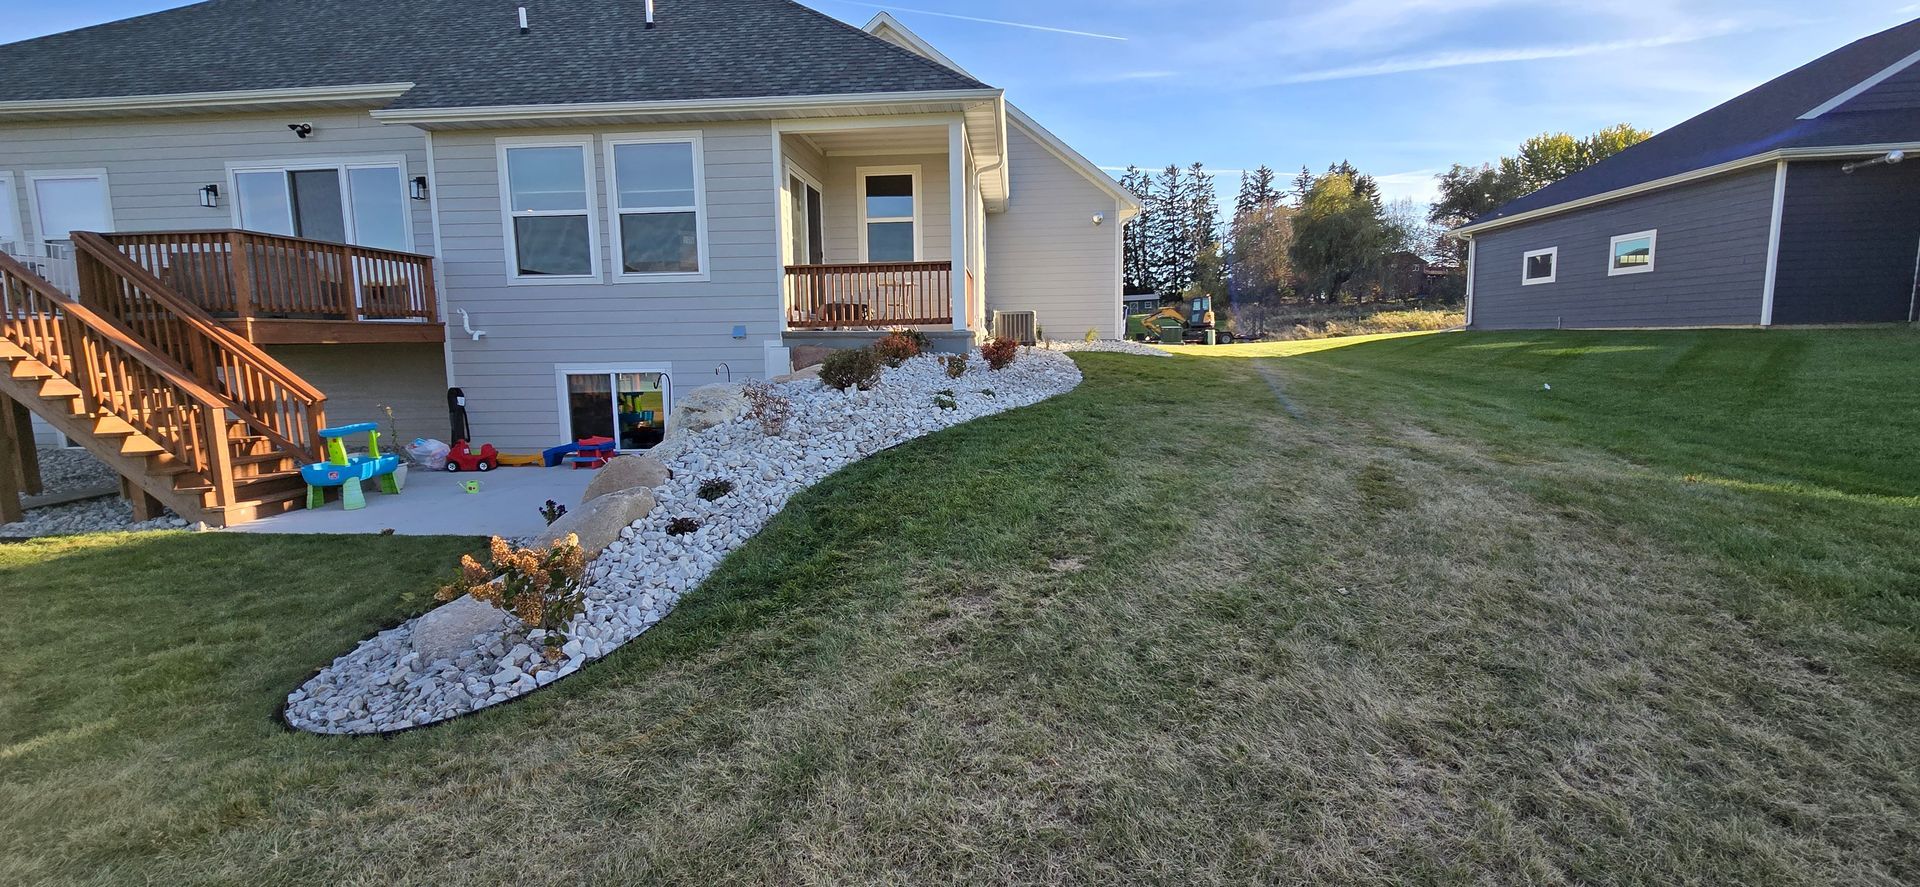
[1469,166,1776,329]
[1771,159,1920,324]
[266,344,449,447]
[1835,60,1920,114]
[984,124,1124,339]
[821,152,950,263]
[433,121,780,451]
[0,109,433,256]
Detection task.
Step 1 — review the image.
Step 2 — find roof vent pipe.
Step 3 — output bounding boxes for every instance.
[517,6,529,35]
[645,0,657,29]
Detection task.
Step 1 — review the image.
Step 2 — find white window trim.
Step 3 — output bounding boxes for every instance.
[783,162,827,266]
[553,363,674,453]
[497,135,602,285]
[604,131,709,283]
[223,155,416,250]
[23,168,114,242]
[857,164,922,263]
[1608,229,1658,276]
[0,171,19,244]
[1521,246,1558,285]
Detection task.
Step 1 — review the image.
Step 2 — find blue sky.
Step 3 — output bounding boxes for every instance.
[14,0,1920,206]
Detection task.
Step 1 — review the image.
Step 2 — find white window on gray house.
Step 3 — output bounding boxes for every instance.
[501,141,597,279]
[608,136,705,277]
[560,368,670,451]
[860,168,919,262]
[231,161,410,251]
[1608,229,1657,276]
[1522,247,1558,285]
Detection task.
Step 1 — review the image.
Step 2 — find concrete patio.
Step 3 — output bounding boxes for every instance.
[227,464,595,537]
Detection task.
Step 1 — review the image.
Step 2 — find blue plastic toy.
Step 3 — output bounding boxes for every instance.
[302,422,404,510]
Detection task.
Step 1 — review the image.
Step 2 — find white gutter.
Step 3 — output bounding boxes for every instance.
[371,89,1004,126]
[1760,161,1788,327]
[1449,142,1920,238]
[0,82,416,119]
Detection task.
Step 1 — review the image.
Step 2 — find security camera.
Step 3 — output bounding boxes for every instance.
[287,122,313,139]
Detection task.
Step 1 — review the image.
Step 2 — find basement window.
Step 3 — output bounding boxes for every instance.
[1522,247,1558,285]
[1608,229,1657,276]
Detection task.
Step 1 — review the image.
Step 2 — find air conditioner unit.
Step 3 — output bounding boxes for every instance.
[992,310,1038,345]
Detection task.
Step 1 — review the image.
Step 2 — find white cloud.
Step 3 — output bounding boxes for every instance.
[1272,19,1753,84]
[816,0,1128,41]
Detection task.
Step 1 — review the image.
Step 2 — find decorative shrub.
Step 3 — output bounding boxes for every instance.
[941,353,968,378]
[933,389,957,410]
[742,379,791,436]
[819,347,883,390]
[873,329,924,366]
[666,516,701,536]
[539,499,568,525]
[1084,327,1100,343]
[437,535,587,651]
[980,337,1019,370]
[980,388,995,397]
[697,478,734,501]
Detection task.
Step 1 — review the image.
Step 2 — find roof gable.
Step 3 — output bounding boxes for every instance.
[0,0,989,111]
[1469,17,1920,229]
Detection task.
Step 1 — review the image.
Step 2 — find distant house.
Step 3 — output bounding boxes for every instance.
[1453,17,1920,329]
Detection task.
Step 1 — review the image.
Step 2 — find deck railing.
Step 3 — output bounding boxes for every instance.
[0,239,79,297]
[101,229,436,323]
[784,261,953,328]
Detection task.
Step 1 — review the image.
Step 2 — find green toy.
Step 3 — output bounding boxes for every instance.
[301,422,404,510]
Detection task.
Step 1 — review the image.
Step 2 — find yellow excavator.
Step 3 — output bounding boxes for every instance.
[1127,295,1231,345]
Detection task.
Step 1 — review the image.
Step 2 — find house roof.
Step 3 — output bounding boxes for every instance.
[0,0,990,112]
[1464,16,1920,232]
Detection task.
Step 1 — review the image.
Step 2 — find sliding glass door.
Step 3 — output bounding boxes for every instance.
[232,161,410,251]
[562,369,670,451]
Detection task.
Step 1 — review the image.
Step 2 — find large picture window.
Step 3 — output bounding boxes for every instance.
[498,139,599,281]
[229,159,410,251]
[606,134,706,278]
[1608,229,1657,276]
[859,166,920,262]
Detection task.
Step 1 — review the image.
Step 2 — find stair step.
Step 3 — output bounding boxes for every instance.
[0,340,28,359]
[39,377,82,398]
[10,361,53,380]
[94,415,137,437]
[178,468,304,495]
[119,436,165,457]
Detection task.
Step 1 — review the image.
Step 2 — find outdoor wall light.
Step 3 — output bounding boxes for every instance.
[287,122,313,139]
[410,175,430,200]
[199,184,219,208]
[1092,212,1105,226]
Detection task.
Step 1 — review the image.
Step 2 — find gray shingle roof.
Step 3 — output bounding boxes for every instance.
[0,0,992,110]
[1474,17,1920,226]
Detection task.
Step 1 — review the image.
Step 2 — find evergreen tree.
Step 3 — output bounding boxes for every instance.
[1119,166,1156,294]
[1291,166,1315,205]
[1185,162,1224,299]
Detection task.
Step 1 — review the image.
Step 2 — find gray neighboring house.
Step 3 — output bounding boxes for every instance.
[0,0,1138,456]
[1454,17,1920,330]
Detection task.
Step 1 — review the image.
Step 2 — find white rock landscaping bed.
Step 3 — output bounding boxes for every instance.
[2,447,188,538]
[283,347,1082,735]
[1049,339,1173,357]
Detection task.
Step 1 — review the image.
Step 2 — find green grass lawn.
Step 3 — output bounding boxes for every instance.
[4,329,1917,884]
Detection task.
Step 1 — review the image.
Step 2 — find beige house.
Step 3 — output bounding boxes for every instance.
[0,1,1138,526]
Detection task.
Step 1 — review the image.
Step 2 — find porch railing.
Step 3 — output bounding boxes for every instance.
[101,229,437,323]
[784,261,953,329]
[0,239,78,297]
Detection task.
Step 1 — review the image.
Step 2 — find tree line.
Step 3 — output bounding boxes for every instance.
[1120,124,1652,332]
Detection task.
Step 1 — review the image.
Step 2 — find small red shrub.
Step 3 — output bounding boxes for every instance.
[874,330,922,367]
[980,337,1019,370]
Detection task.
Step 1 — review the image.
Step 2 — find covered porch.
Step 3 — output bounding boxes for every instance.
[774,114,1000,333]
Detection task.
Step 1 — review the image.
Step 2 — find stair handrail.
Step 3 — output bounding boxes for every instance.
[67,232,327,459]
[0,250,238,497]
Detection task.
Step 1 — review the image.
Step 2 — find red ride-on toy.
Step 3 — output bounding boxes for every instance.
[444,440,499,472]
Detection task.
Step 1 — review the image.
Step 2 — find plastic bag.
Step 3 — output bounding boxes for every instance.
[406,437,450,470]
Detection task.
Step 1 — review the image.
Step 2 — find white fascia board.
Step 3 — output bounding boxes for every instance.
[1447,142,1920,237]
[0,82,416,120]
[1800,47,1920,119]
[1005,104,1144,218]
[863,13,978,78]
[370,89,1004,126]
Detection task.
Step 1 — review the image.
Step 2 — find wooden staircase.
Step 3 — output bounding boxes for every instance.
[1,235,328,528]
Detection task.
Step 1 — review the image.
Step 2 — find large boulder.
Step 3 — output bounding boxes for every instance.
[672,382,749,432]
[411,594,514,663]
[771,364,822,384]
[535,486,656,558]
[581,454,670,505]
[789,345,833,371]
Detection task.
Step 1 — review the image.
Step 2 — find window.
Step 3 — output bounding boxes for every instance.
[1608,229,1657,276]
[786,168,824,266]
[606,134,706,278]
[557,366,671,451]
[229,159,411,251]
[859,166,919,262]
[498,139,599,281]
[25,169,112,244]
[1522,247,1557,285]
[0,172,19,245]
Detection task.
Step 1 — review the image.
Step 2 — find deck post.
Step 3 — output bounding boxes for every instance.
[0,396,25,523]
[6,397,42,496]
[948,119,968,332]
